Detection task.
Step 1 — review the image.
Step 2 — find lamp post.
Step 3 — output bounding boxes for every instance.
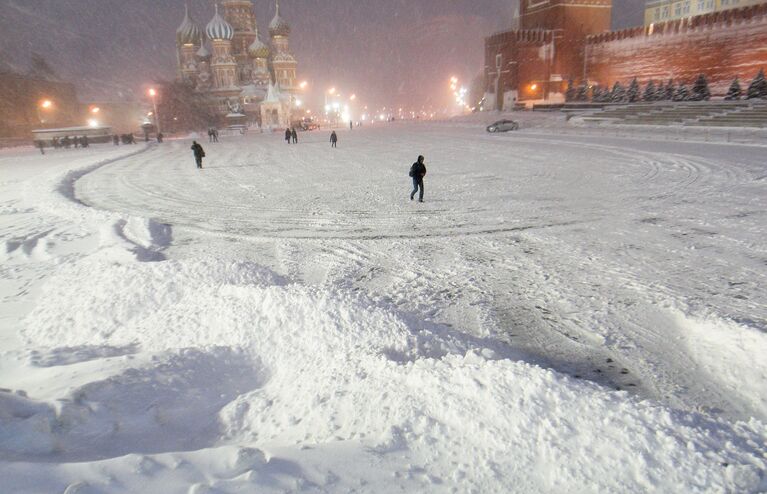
[38,99,53,125]
[148,88,161,135]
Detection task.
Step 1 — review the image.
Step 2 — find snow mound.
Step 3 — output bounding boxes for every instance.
[12,256,767,491]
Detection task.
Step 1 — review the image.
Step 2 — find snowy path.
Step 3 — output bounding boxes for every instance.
[0,125,765,493]
[77,124,767,420]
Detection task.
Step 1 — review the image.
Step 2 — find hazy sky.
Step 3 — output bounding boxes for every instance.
[0,0,646,108]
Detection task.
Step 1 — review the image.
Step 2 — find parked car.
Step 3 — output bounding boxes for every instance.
[486,119,519,133]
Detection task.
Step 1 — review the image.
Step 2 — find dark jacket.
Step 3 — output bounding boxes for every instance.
[191,143,205,158]
[410,162,426,180]
[285,129,292,140]
[330,132,337,142]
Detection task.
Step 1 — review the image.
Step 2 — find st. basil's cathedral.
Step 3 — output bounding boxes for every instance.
[175,0,298,127]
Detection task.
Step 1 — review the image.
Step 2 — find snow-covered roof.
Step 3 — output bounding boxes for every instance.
[248,35,270,59]
[176,4,202,45]
[269,2,290,37]
[240,84,265,98]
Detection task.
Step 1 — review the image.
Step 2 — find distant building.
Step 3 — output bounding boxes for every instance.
[175,0,298,127]
[0,71,80,138]
[644,0,763,25]
[485,0,767,108]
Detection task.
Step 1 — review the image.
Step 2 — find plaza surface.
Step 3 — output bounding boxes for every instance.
[1,120,765,492]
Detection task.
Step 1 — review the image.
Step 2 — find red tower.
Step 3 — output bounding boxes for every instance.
[485,0,612,107]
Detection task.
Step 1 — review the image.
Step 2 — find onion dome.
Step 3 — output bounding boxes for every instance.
[206,4,234,41]
[196,43,210,59]
[176,4,202,45]
[248,35,270,59]
[269,1,291,37]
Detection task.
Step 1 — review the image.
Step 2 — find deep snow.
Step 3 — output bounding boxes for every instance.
[0,121,765,493]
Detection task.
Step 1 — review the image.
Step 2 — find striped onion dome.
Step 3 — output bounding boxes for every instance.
[248,35,270,58]
[176,4,202,45]
[206,4,234,41]
[269,2,290,37]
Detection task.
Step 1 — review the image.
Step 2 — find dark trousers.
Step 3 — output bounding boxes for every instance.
[331,141,337,147]
[195,156,203,169]
[411,178,424,201]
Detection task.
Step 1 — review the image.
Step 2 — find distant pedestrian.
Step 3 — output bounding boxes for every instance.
[291,128,298,144]
[36,141,45,155]
[191,140,205,169]
[285,127,292,144]
[409,155,427,202]
[157,132,164,143]
[81,135,89,148]
[330,131,337,148]
[208,129,214,142]
[113,135,119,146]
[213,129,219,142]
[350,120,353,130]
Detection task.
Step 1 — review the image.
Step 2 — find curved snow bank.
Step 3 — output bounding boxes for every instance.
[16,256,767,492]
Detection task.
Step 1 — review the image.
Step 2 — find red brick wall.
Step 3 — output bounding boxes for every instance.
[485,30,555,106]
[585,4,767,94]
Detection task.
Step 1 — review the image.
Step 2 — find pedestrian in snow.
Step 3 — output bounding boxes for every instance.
[409,155,427,202]
[191,140,205,169]
[213,129,219,142]
[157,132,164,143]
[113,135,119,146]
[291,128,298,144]
[208,129,213,142]
[285,128,292,144]
[330,131,338,148]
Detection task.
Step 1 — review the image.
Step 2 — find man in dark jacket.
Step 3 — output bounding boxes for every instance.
[409,155,427,202]
[191,141,205,169]
[291,128,298,144]
[330,131,338,148]
[285,128,292,144]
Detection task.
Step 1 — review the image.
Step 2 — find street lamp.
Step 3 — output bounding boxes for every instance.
[299,81,308,90]
[148,88,161,134]
[38,99,54,124]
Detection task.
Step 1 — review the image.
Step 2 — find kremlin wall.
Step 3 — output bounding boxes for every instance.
[485,0,767,108]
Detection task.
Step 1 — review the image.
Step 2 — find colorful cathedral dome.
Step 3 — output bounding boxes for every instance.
[196,44,211,59]
[206,4,234,41]
[176,5,202,45]
[248,35,270,59]
[269,2,291,37]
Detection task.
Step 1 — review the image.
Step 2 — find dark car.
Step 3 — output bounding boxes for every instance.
[486,119,519,133]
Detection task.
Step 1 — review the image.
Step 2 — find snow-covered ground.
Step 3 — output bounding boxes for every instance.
[1,121,765,493]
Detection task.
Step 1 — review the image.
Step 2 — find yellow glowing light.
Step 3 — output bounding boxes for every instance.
[328,87,336,95]
[350,94,357,101]
[91,107,100,114]
[88,119,99,128]
[148,88,157,97]
[530,84,538,91]
[299,81,308,89]
[40,100,53,109]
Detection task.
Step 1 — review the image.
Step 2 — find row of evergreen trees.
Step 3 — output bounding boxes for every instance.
[565,69,767,104]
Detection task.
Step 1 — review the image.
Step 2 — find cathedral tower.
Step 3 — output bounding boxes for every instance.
[176,3,202,84]
[221,0,259,84]
[269,0,298,93]
[206,4,238,90]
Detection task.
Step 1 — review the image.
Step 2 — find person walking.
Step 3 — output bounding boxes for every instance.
[213,129,219,142]
[330,131,338,148]
[191,140,206,169]
[291,128,298,144]
[409,155,427,202]
[285,128,292,144]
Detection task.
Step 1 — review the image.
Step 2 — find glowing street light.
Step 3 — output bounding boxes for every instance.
[328,87,336,95]
[40,99,53,109]
[90,106,100,114]
[299,81,308,89]
[148,87,161,134]
[87,119,100,128]
[530,83,538,91]
[350,94,357,101]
